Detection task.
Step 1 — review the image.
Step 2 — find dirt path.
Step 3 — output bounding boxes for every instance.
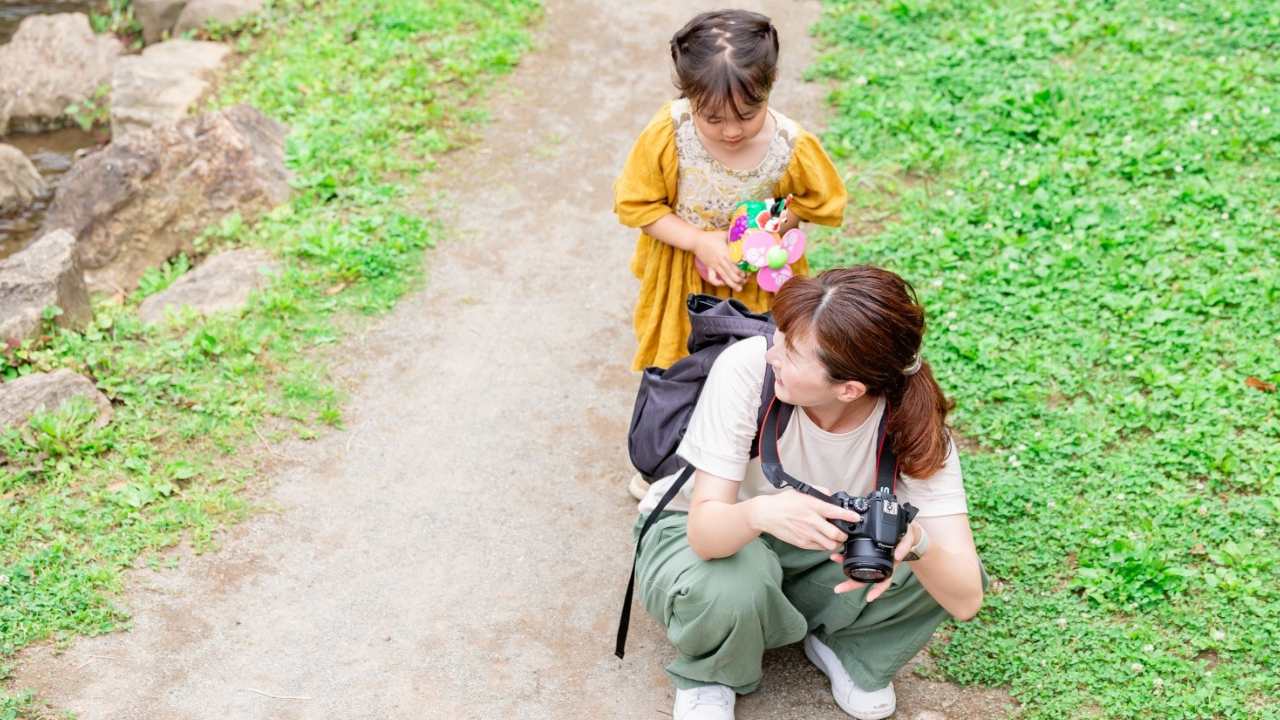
[15,2,1012,718]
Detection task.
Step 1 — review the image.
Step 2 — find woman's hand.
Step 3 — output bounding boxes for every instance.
[693,230,746,292]
[829,522,921,601]
[746,489,861,552]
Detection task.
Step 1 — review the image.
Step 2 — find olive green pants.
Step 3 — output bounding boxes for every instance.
[635,512,962,694]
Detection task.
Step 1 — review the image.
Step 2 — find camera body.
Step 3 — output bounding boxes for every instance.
[829,488,919,583]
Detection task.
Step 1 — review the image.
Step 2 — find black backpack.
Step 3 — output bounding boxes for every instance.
[627,294,793,481]
[617,294,794,658]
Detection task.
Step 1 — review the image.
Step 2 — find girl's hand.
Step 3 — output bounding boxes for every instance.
[694,230,746,292]
[747,489,860,552]
[829,522,921,600]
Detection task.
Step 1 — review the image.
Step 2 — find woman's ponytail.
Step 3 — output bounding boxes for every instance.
[887,360,953,479]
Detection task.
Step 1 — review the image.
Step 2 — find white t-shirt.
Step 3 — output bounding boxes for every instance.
[638,336,969,517]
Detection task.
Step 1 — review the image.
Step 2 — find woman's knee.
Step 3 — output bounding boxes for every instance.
[676,543,779,618]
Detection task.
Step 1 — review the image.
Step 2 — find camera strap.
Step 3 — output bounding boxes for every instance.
[759,397,898,497]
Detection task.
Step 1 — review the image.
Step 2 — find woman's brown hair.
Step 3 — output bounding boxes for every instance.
[772,266,954,478]
[669,9,779,120]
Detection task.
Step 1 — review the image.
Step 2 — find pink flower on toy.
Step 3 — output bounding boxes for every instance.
[741,228,806,292]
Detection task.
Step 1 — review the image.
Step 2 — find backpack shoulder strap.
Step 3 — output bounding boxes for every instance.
[615,464,693,659]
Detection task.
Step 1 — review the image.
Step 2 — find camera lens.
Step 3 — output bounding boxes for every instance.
[842,537,894,583]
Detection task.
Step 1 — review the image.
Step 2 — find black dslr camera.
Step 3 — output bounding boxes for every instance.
[757,397,917,584]
[828,488,918,583]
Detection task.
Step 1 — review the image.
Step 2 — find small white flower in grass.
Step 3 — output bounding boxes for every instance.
[1018,178,1029,187]
[1046,499,1056,509]
[1131,663,1144,673]
[1055,617,1067,628]
[945,310,957,320]
[954,127,963,136]
[945,189,956,197]
[1153,678,1165,689]
[1013,210,1022,218]
[1210,128,1219,136]
[931,227,943,237]
[1123,134,1133,144]
[1204,112,1214,121]
[1175,164,1183,173]
[1255,528,1267,538]
[1125,354,1135,363]
[1008,454,1021,467]
[1211,629,1226,642]
[0,575,8,586]
[1216,55,1226,64]
[984,223,993,230]
[855,75,869,86]
[1263,106,1272,115]
[1143,644,1155,653]
[1222,212,1230,220]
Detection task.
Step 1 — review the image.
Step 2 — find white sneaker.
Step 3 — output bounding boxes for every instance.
[627,472,649,501]
[804,634,896,720]
[673,683,735,720]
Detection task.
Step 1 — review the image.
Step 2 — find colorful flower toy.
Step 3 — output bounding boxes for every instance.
[695,196,806,292]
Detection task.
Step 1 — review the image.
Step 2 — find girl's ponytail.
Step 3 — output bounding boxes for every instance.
[667,10,779,119]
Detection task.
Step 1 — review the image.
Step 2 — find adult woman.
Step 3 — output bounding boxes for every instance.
[633,266,985,720]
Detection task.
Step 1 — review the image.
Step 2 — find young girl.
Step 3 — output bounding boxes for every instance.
[614,9,847,372]
[633,266,985,720]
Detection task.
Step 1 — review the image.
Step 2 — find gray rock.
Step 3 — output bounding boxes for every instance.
[0,230,92,345]
[0,144,48,214]
[174,0,263,35]
[0,369,112,431]
[139,248,278,324]
[0,13,123,134]
[39,104,291,293]
[110,40,231,137]
[134,0,190,44]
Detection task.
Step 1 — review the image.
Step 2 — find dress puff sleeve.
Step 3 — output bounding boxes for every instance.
[777,130,847,227]
[613,103,679,229]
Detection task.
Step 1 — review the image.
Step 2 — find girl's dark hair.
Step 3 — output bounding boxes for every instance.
[669,9,779,120]
[772,266,955,479]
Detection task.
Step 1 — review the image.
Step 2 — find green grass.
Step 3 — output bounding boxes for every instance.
[811,1,1278,717]
[0,0,539,712]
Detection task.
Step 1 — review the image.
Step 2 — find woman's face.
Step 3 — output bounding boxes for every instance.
[766,328,864,407]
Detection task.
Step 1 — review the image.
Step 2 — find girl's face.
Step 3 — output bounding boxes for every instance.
[765,328,867,407]
[692,97,770,151]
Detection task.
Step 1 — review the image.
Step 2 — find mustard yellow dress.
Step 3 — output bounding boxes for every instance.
[614,99,848,370]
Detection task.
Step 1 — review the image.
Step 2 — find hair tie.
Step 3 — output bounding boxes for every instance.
[903,355,923,376]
